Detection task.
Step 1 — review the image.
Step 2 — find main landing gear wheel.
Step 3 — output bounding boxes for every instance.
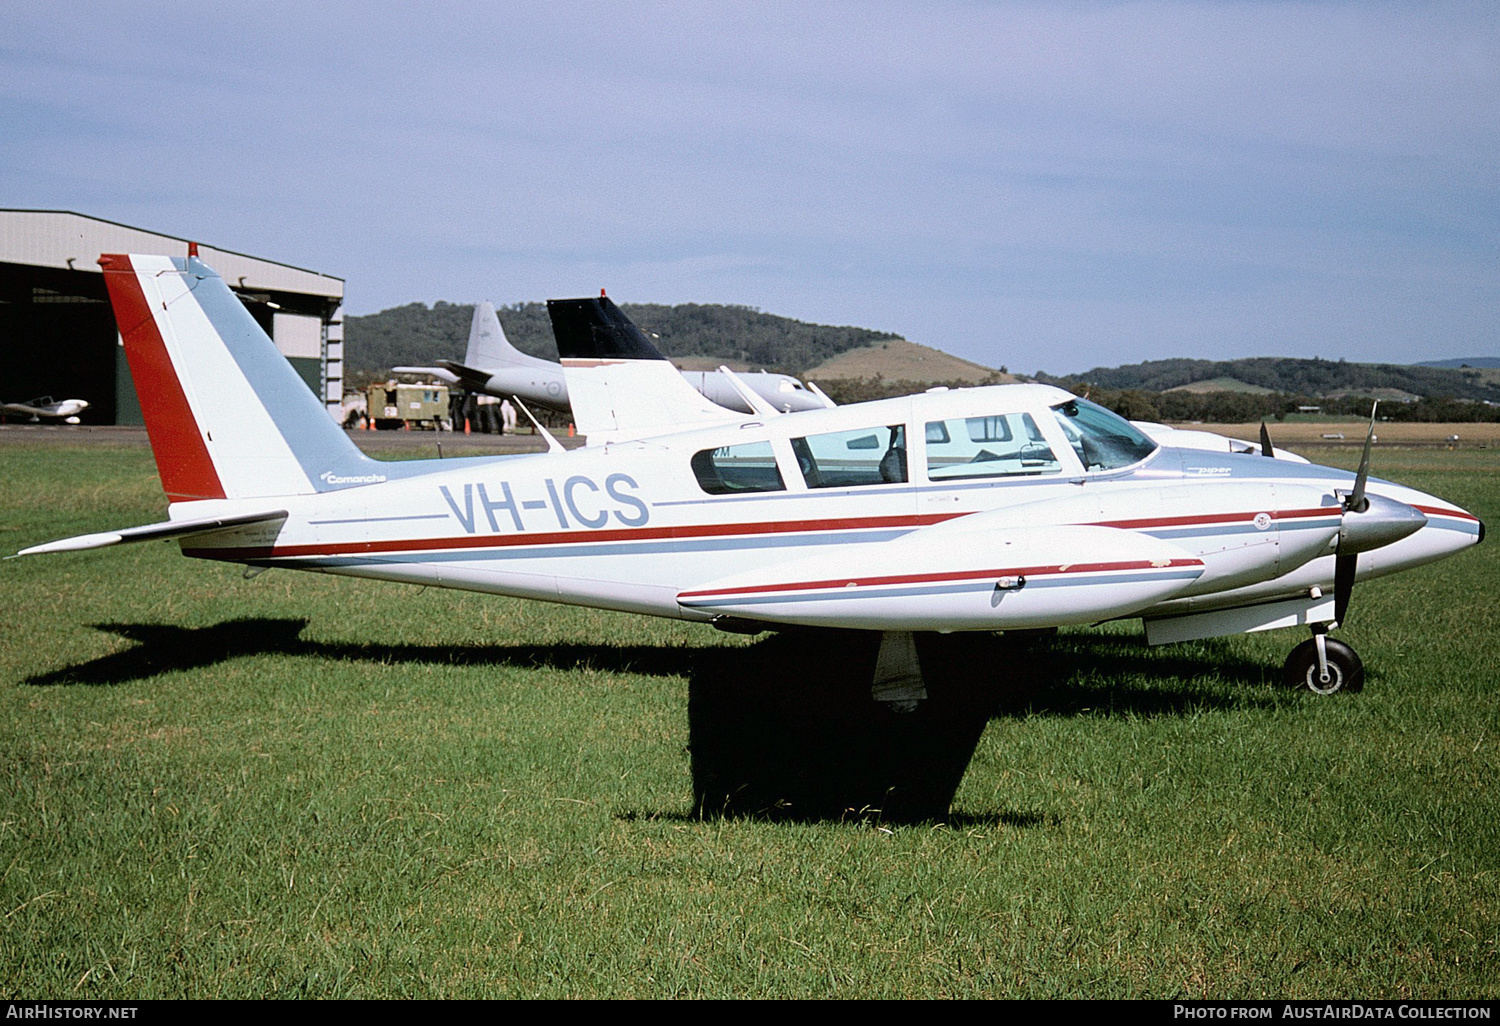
[1283,636,1364,695]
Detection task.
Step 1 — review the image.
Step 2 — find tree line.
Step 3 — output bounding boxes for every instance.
[812,377,1500,423]
[1056,386,1500,424]
[1035,357,1500,404]
[344,300,901,380]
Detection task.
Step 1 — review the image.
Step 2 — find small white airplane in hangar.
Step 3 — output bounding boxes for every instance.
[394,299,831,420]
[1,396,90,424]
[14,254,1484,706]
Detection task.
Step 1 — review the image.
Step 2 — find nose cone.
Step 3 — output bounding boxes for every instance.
[1340,493,1428,555]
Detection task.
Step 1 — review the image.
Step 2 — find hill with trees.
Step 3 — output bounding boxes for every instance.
[344,301,902,381]
[1036,357,1500,403]
[343,300,1500,422]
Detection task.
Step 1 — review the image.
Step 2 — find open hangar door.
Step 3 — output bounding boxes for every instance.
[0,211,346,425]
[0,261,120,425]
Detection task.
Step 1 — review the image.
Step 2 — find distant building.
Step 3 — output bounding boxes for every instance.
[0,210,344,424]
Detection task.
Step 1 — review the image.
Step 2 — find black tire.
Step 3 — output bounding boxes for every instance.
[1283,637,1364,694]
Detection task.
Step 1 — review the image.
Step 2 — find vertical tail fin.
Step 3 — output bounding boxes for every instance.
[546,295,744,443]
[464,300,552,371]
[101,253,385,501]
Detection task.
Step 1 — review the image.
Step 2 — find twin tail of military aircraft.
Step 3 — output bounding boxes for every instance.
[15,254,1485,707]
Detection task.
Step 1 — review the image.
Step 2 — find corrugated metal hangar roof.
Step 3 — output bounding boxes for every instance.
[0,209,343,300]
[1,210,346,425]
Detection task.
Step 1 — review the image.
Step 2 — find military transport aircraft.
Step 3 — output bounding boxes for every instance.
[15,254,1485,706]
[394,299,829,421]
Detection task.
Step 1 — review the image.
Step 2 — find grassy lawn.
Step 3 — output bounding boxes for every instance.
[1,443,1496,998]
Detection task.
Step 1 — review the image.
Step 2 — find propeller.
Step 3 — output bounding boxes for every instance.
[1333,403,1379,626]
[1259,421,1274,458]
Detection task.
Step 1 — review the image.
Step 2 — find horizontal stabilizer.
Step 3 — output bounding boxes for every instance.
[436,360,498,390]
[15,510,288,557]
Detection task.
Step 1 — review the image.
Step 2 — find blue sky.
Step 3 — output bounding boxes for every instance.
[3,1,1496,373]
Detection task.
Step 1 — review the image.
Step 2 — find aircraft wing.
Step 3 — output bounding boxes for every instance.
[391,365,460,387]
[678,523,1204,631]
[2,400,86,419]
[14,510,288,557]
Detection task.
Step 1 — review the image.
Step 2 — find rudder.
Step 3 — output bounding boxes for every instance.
[101,253,384,501]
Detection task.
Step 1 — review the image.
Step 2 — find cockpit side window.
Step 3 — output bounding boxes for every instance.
[1049,398,1158,471]
[925,412,1060,480]
[793,425,907,488]
[691,441,786,495]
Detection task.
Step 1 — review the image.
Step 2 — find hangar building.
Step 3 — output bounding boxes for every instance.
[0,210,345,424]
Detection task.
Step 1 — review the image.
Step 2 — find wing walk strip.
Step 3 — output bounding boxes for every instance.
[677,558,1206,607]
[185,507,1348,563]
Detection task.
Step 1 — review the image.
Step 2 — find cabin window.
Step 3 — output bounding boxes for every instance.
[1049,398,1158,471]
[925,412,1060,480]
[691,441,786,495]
[792,425,907,488]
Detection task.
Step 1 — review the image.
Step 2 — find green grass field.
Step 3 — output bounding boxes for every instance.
[2,442,1497,998]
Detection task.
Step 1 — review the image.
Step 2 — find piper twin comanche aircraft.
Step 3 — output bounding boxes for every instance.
[394,300,830,420]
[16,254,1485,706]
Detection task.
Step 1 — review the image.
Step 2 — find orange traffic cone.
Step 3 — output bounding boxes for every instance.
[568,423,575,437]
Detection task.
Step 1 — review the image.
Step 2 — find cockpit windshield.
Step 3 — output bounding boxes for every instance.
[1049,397,1158,471]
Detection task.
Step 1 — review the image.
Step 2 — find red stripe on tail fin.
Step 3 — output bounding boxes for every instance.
[99,254,225,501]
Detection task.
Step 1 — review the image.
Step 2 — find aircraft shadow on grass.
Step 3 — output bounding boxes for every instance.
[27,618,1279,824]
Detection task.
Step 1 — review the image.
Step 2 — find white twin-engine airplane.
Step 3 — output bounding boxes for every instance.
[16,254,1485,706]
[395,299,830,418]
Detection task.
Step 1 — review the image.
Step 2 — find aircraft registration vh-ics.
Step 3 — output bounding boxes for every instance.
[15,253,1485,708]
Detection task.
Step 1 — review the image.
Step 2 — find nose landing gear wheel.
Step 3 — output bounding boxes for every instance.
[1284,636,1364,694]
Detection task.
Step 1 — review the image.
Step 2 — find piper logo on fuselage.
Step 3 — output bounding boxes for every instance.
[440,474,649,533]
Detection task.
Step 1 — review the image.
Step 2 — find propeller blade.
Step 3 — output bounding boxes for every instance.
[1346,401,1378,514]
[1259,421,1274,458]
[1333,551,1358,627]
